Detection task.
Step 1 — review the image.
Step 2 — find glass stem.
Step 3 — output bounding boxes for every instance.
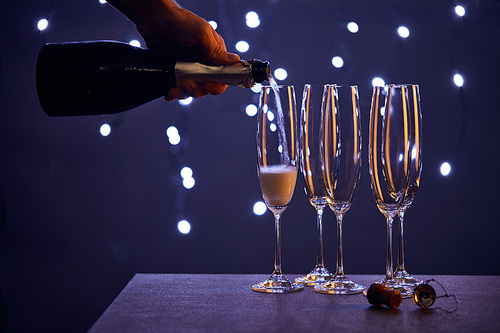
[397,210,406,272]
[273,212,282,275]
[335,212,345,277]
[385,214,395,281]
[316,205,326,269]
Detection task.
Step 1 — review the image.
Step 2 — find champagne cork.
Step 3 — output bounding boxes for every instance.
[366,283,402,309]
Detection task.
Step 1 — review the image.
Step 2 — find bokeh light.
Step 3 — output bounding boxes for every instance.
[180,167,193,179]
[455,5,466,17]
[245,104,258,117]
[245,11,260,28]
[166,126,181,145]
[100,123,111,137]
[331,56,344,68]
[251,83,262,94]
[179,97,193,105]
[253,201,267,215]
[37,19,49,31]
[397,26,410,38]
[129,39,140,47]
[440,162,451,176]
[182,177,195,189]
[454,73,464,87]
[274,68,288,80]
[177,220,191,234]
[235,41,250,53]
[208,20,218,30]
[347,22,359,33]
[372,77,385,87]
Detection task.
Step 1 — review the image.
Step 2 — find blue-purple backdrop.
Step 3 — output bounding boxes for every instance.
[0,0,499,332]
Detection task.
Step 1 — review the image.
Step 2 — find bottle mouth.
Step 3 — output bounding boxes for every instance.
[248,59,270,83]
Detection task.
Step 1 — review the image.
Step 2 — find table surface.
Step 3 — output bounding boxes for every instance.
[89,274,500,332]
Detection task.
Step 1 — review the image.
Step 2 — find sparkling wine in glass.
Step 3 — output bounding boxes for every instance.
[368,84,412,296]
[394,84,423,287]
[295,84,334,286]
[314,84,364,294]
[252,83,303,293]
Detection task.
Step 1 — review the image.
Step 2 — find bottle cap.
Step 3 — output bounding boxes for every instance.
[412,279,458,313]
[413,283,437,308]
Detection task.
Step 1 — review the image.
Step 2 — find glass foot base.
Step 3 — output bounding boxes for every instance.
[362,278,412,298]
[252,274,304,294]
[394,269,422,287]
[314,274,365,295]
[295,266,333,286]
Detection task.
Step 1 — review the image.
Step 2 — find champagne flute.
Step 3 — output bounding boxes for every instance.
[394,84,423,287]
[315,85,365,294]
[252,84,303,293]
[368,84,412,296]
[296,84,334,286]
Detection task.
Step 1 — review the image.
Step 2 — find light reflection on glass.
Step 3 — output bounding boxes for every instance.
[267,110,275,121]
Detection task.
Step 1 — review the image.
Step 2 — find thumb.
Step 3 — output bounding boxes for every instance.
[225,51,241,63]
[206,43,240,65]
[204,29,240,65]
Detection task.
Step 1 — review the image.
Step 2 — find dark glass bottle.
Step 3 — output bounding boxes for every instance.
[36,40,270,116]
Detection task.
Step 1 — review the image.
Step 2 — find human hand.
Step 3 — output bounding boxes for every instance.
[136,5,240,101]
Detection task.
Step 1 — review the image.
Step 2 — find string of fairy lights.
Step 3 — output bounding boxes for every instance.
[35,1,468,235]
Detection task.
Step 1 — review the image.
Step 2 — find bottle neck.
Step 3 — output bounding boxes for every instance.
[174,60,258,88]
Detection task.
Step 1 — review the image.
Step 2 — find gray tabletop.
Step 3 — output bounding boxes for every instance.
[89,274,500,332]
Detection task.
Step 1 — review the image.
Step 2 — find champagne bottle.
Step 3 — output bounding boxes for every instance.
[36,40,270,116]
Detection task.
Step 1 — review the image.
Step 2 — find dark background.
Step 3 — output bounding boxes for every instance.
[0,0,499,332]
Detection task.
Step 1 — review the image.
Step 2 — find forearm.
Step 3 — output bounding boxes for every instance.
[106,0,181,25]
